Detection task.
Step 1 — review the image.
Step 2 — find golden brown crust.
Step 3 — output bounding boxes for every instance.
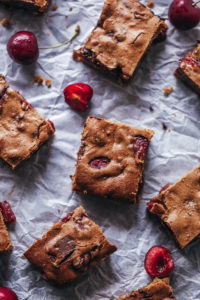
[73,0,168,82]
[24,206,117,285]
[0,75,55,169]
[117,277,176,300]
[147,166,200,249]
[0,0,49,13]
[72,116,154,203]
[0,210,12,252]
[175,43,200,95]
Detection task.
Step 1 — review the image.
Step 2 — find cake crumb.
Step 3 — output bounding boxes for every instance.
[33,75,44,85]
[168,129,171,132]
[172,113,176,117]
[45,79,52,88]
[163,87,174,96]
[149,106,154,112]
[52,5,58,11]
[1,18,9,27]
[162,122,167,130]
[147,0,154,8]
[69,7,73,11]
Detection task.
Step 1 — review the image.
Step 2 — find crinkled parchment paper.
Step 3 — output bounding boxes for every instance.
[0,0,200,299]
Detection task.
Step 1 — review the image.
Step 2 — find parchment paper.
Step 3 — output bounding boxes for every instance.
[0,0,200,299]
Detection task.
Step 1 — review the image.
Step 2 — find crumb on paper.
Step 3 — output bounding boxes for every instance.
[33,75,44,85]
[172,113,176,117]
[163,87,174,96]
[69,7,73,11]
[52,5,58,11]
[66,24,69,29]
[1,18,9,27]
[76,25,80,33]
[168,129,171,132]
[162,122,167,130]
[149,106,154,112]
[147,0,154,8]
[45,79,52,88]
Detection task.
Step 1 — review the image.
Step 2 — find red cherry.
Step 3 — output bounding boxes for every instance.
[0,201,16,224]
[159,183,171,194]
[7,31,39,65]
[63,83,93,112]
[144,246,174,277]
[0,287,18,300]
[89,157,110,169]
[133,136,150,160]
[168,0,200,30]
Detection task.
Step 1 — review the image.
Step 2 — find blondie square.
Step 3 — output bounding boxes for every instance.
[117,277,176,300]
[73,0,168,82]
[0,0,50,14]
[24,206,117,285]
[175,42,200,95]
[147,166,200,249]
[0,75,55,169]
[72,116,154,203]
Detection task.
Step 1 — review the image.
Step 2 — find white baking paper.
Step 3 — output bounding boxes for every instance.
[0,0,200,299]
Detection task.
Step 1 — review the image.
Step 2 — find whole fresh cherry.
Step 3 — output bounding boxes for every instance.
[144,246,174,277]
[7,31,39,65]
[63,83,93,112]
[0,287,18,300]
[168,0,200,30]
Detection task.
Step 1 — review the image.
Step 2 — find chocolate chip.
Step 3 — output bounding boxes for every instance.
[49,235,76,265]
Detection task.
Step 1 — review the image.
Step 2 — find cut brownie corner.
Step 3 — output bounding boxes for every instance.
[117,277,176,300]
[72,116,154,203]
[0,75,55,169]
[174,42,200,95]
[147,166,200,249]
[24,205,117,285]
[0,0,50,14]
[0,201,16,252]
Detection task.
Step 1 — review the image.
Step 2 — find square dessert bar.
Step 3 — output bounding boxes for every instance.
[0,210,12,252]
[147,166,200,249]
[0,0,50,14]
[73,0,168,82]
[0,75,55,169]
[175,42,200,95]
[117,277,176,300]
[72,116,154,203]
[24,206,117,285]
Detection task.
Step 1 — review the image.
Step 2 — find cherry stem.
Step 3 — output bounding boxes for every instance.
[192,0,200,6]
[39,25,80,50]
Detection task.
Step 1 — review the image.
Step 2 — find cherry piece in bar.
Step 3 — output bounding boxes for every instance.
[133,136,150,160]
[89,157,110,169]
[0,201,16,224]
[63,83,93,112]
[61,212,73,223]
[159,183,171,194]
[144,246,174,278]
[0,287,18,300]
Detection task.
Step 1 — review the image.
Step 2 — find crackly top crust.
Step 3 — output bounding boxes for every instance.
[117,277,176,300]
[0,0,49,13]
[147,166,200,249]
[72,116,154,203]
[73,0,167,81]
[0,75,55,169]
[175,43,200,88]
[24,206,117,285]
[0,210,12,252]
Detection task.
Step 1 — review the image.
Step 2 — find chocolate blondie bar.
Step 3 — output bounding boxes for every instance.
[175,42,200,95]
[117,277,175,300]
[73,0,168,82]
[72,116,154,203]
[0,75,55,169]
[0,0,50,14]
[147,166,200,249]
[24,206,117,285]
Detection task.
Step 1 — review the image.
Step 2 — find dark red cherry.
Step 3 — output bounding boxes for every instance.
[7,31,39,65]
[144,246,174,277]
[168,0,200,30]
[0,287,18,300]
